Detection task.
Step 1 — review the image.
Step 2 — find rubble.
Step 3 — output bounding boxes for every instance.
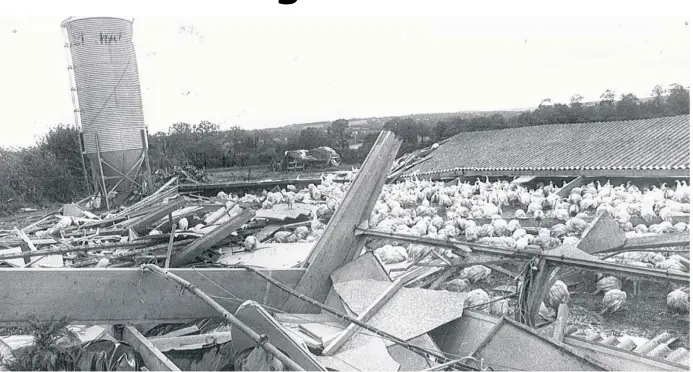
[0,130,690,371]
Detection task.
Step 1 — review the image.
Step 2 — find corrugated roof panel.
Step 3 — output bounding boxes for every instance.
[403,115,690,177]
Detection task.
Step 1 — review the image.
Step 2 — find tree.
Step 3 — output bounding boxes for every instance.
[194,120,220,134]
[616,93,640,120]
[169,122,193,135]
[667,84,690,115]
[328,119,351,151]
[298,127,329,149]
[599,89,617,120]
[599,90,616,106]
[570,94,584,109]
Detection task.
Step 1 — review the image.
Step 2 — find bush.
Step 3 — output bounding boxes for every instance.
[0,124,87,215]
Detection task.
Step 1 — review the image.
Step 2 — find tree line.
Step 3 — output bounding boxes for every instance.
[0,83,689,212]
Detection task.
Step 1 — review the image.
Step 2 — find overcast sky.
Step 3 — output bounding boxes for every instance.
[1,1,690,147]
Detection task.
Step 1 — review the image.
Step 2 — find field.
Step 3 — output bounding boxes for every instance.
[203,164,357,183]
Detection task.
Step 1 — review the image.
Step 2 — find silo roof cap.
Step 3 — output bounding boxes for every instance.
[61,16,134,28]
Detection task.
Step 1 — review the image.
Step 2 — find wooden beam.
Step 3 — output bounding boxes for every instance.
[552,304,570,342]
[356,227,690,283]
[621,232,690,251]
[556,176,589,198]
[124,198,187,230]
[170,209,255,267]
[282,130,402,313]
[0,268,303,324]
[576,211,627,254]
[322,271,415,355]
[122,325,180,371]
[149,332,233,352]
[525,260,561,327]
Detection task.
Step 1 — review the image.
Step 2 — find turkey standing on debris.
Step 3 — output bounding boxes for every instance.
[178,217,189,231]
[547,280,570,309]
[600,289,627,315]
[244,236,258,251]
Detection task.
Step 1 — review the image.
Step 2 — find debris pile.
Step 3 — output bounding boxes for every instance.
[0,173,350,270]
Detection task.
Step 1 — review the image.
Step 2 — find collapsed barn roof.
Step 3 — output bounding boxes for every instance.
[403,115,690,178]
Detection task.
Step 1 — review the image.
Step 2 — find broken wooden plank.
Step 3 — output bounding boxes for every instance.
[0,268,303,324]
[564,336,687,371]
[283,130,402,313]
[552,304,570,342]
[158,325,199,339]
[471,317,610,371]
[171,208,255,267]
[298,323,344,346]
[621,232,690,251]
[577,211,627,254]
[149,332,233,352]
[323,271,415,355]
[231,301,326,371]
[255,224,282,242]
[556,176,588,198]
[122,325,181,371]
[126,198,187,230]
[525,260,561,327]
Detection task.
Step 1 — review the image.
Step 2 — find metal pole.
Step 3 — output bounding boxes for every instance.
[61,25,92,194]
[141,129,153,194]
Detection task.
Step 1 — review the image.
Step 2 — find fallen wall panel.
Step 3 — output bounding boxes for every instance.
[0,268,303,324]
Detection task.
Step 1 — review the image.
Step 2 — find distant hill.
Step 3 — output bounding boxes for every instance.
[267,110,522,133]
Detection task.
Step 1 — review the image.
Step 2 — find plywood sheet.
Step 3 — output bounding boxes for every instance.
[217,242,313,269]
[255,203,315,221]
[472,318,608,371]
[333,279,467,344]
[430,310,499,359]
[331,251,390,284]
[387,333,441,371]
[315,334,400,371]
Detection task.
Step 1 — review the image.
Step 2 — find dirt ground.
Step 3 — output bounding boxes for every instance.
[440,260,690,349]
[568,279,690,349]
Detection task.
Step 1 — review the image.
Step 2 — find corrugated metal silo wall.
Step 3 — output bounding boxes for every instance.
[65,17,146,153]
[64,17,148,202]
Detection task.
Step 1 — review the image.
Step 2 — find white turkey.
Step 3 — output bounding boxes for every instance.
[592,275,622,295]
[547,280,570,309]
[464,289,491,313]
[443,278,470,293]
[667,288,690,314]
[244,236,258,251]
[374,245,408,264]
[460,265,492,283]
[600,289,627,315]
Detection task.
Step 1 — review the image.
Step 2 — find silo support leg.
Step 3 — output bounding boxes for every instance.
[94,134,110,211]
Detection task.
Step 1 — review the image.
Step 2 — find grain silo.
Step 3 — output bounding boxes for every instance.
[61,16,152,208]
